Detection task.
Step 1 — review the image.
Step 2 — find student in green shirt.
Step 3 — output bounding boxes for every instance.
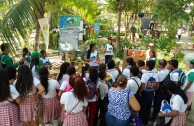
[0,43,24,69]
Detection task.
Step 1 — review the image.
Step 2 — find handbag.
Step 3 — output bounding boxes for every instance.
[129,107,142,126]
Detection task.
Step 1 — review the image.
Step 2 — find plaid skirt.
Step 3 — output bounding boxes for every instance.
[170,112,186,126]
[42,96,60,123]
[63,111,88,126]
[19,95,39,122]
[0,102,19,126]
[61,109,66,121]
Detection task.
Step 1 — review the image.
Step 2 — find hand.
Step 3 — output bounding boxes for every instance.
[158,112,163,117]
[9,79,14,84]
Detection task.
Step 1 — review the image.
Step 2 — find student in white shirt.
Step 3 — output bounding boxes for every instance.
[146,43,154,59]
[146,50,156,62]
[107,60,119,81]
[30,51,42,79]
[60,77,88,126]
[57,62,70,85]
[123,58,136,80]
[0,70,21,126]
[39,67,60,126]
[20,47,31,67]
[138,60,159,125]
[136,60,145,79]
[158,80,188,126]
[97,70,108,126]
[104,37,114,64]
[183,59,194,110]
[126,66,141,94]
[84,43,100,69]
[152,59,169,121]
[14,65,45,126]
[40,50,52,72]
[81,63,90,80]
[168,60,179,84]
[58,66,76,97]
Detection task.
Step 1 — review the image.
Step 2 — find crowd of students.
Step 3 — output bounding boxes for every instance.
[0,42,194,126]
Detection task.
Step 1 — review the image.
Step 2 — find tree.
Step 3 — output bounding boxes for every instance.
[0,0,98,52]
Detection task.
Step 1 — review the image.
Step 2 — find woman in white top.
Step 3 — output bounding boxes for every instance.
[30,51,42,79]
[104,37,114,64]
[158,80,188,126]
[60,77,88,126]
[84,43,100,69]
[39,67,60,126]
[0,70,21,126]
[57,62,70,85]
[123,58,136,80]
[14,65,45,126]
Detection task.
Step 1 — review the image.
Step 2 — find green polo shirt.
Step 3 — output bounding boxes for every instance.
[1,54,18,68]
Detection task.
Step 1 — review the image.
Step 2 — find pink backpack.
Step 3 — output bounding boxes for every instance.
[65,84,72,92]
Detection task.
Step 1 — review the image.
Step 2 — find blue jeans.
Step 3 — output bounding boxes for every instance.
[105,112,130,126]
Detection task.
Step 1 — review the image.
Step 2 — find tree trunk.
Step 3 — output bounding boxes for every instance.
[34,21,41,51]
[116,0,122,52]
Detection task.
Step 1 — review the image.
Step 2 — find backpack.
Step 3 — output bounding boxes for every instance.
[86,79,97,99]
[172,69,186,88]
[145,73,156,92]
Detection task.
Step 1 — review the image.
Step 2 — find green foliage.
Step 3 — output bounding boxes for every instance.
[87,34,99,45]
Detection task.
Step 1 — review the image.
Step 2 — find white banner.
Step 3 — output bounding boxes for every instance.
[38,17,49,51]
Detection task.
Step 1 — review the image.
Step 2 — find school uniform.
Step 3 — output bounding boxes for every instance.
[41,79,60,124]
[184,69,194,106]
[87,50,99,68]
[170,94,187,126]
[1,54,18,69]
[139,71,159,125]
[40,57,51,72]
[31,65,40,79]
[170,69,179,82]
[58,74,69,85]
[13,78,40,122]
[122,65,131,80]
[60,91,88,126]
[97,79,108,126]
[126,77,141,94]
[0,85,20,126]
[152,68,169,120]
[104,44,113,64]
[107,69,119,81]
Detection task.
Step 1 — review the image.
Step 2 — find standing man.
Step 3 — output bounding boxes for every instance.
[177,28,182,41]
[0,43,24,69]
[104,37,114,64]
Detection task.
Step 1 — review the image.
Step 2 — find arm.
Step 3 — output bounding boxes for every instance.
[158,110,179,117]
[129,96,141,112]
[15,96,22,104]
[1,55,18,68]
[154,82,159,91]
[58,90,63,97]
[36,84,45,95]
[184,82,193,92]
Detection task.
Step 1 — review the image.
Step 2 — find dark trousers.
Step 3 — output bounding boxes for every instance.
[178,35,181,40]
[152,88,165,120]
[105,55,113,64]
[88,101,98,126]
[139,91,154,125]
[106,112,130,126]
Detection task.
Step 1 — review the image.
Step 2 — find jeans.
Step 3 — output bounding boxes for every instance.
[105,112,130,126]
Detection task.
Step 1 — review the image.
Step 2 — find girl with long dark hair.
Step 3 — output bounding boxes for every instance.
[39,67,60,126]
[60,77,88,126]
[57,62,70,84]
[14,65,45,126]
[158,80,188,126]
[20,47,31,67]
[30,51,42,79]
[0,70,21,126]
[84,44,100,68]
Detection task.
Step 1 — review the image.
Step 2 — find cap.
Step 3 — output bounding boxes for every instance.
[31,51,41,59]
[189,59,194,63]
[149,43,154,47]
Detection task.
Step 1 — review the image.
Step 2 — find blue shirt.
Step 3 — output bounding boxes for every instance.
[108,88,134,120]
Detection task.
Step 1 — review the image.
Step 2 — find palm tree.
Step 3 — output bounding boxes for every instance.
[0,0,98,52]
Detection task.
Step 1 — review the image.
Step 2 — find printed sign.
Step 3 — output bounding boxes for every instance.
[122,49,146,69]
